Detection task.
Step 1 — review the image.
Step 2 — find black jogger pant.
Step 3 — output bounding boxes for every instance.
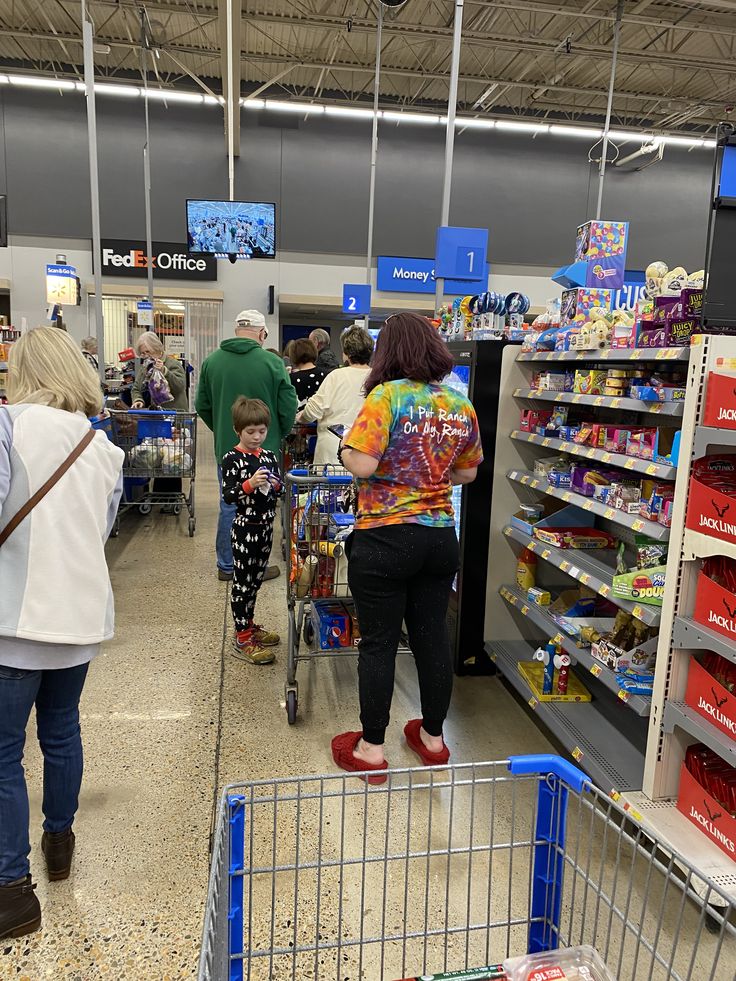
[231,517,274,632]
[347,524,460,745]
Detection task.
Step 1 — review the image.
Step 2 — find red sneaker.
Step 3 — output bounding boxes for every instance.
[331,731,388,785]
[404,719,450,766]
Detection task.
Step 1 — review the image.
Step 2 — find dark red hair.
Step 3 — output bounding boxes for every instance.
[364,313,454,394]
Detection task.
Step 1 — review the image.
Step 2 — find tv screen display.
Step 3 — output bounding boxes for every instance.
[186,200,276,258]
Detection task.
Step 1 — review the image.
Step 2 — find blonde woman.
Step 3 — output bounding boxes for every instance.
[131,331,187,411]
[0,328,123,941]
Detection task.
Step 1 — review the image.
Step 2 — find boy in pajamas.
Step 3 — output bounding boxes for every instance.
[221,397,282,664]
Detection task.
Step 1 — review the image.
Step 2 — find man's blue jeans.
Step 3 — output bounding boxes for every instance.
[0,662,89,883]
[216,464,237,573]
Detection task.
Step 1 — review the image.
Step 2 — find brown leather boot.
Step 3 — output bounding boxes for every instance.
[41,828,75,881]
[0,875,41,940]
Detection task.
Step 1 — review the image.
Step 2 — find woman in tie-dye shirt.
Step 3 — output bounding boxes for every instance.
[331,313,482,784]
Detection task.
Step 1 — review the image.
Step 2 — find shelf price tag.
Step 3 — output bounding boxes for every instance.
[542,437,552,447]
[584,500,594,511]
[594,396,604,406]
[572,747,584,762]
[521,475,530,485]
[618,689,630,703]
[646,464,657,475]
[611,398,621,408]
[600,584,611,596]
[580,573,591,585]
[632,605,644,620]
[555,393,565,402]
[604,508,615,519]
[650,404,663,414]
[602,453,611,463]
[527,541,537,552]
[573,394,583,403]
[632,519,645,531]
[560,560,571,572]
[542,549,551,559]
[590,663,602,677]
[631,350,641,360]
[529,697,538,711]
[625,458,636,470]
[531,479,541,489]
[521,605,529,615]
[563,492,573,502]
[561,442,571,452]
[586,448,596,458]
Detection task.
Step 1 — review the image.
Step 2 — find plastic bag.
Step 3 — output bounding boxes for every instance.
[148,365,172,406]
[129,440,162,470]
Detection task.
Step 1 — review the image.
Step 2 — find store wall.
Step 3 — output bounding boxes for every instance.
[0,90,714,272]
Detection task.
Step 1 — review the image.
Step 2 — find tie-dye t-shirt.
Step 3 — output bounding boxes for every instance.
[345,379,483,529]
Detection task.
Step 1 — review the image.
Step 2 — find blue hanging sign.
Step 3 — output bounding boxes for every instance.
[342,284,372,316]
[435,226,488,280]
[376,256,490,295]
[612,270,646,312]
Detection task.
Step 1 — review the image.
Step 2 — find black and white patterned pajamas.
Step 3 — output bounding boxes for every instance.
[220,447,282,633]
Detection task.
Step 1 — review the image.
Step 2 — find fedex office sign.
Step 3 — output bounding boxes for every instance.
[99,239,217,282]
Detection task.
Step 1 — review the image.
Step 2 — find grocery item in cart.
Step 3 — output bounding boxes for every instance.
[503,945,615,981]
[393,968,506,981]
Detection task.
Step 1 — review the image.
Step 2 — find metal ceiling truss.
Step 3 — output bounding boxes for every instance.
[0,0,732,133]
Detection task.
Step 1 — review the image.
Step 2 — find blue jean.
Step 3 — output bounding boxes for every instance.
[0,662,89,883]
[216,464,237,573]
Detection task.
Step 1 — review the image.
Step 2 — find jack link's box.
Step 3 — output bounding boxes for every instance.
[703,370,736,430]
[685,658,736,742]
[693,571,736,644]
[685,458,736,552]
[677,764,736,862]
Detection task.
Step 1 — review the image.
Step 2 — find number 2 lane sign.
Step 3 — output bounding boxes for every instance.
[342,284,372,316]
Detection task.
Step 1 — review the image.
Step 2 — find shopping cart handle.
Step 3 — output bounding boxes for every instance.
[508,754,587,793]
[287,470,354,485]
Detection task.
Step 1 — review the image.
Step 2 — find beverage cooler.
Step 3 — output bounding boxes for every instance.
[446,341,519,674]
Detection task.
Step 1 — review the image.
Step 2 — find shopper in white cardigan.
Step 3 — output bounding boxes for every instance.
[298,325,374,466]
[0,328,123,942]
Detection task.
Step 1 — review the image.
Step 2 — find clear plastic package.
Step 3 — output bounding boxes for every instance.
[502,945,616,981]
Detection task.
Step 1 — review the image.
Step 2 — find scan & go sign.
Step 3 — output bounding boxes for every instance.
[99,239,217,282]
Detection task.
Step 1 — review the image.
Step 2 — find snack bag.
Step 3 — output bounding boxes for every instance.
[148,365,173,406]
[503,945,615,981]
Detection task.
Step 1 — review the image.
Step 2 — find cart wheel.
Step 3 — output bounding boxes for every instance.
[286,689,298,725]
[303,618,314,646]
[139,502,152,515]
[189,517,196,538]
[173,504,182,516]
[110,517,120,538]
[281,539,287,561]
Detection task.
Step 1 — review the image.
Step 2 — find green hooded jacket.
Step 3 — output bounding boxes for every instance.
[195,339,298,459]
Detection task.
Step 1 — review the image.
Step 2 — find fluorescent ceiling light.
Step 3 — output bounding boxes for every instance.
[144,88,203,104]
[702,139,717,148]
[451,117,495,129]
[88,82,141,98]
[265,100,324,114]
[496,120,549,134]
[241,98,265,109]
[609,129,659,143]
[662,134,707,147]
[8,74,75,91]
[0,75,9,85]
[381,110,440,124]
[203,94,225,106]
[325,106,374,118]
[550,124,603,138]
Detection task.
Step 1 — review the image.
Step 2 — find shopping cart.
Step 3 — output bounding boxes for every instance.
[283,468,357,725]
[106,409,198,536]
[280,426,318,561]
[198,755,736,981]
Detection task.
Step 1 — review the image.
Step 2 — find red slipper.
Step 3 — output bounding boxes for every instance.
[404,719,450,766]
[331,731,388,785]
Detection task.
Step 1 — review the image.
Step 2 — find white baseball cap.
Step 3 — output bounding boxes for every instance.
[235,309,267,330]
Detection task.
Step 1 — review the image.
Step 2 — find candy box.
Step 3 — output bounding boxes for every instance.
[636,322,667,348]
[612,565,666,606]
[527,586,551,606]
[573,369,607,396]
[510,501,563,536]
[560,288,612,327]
[640,483,674,522]
[519,409,553,433]
[533,526,616,550]
[393,968,506,981]
[535,371,568,392]
[592,633,658,672]
[681,287,704,319]
[558,425,581,441]
[666,316,698,347]
[570,466,615,497]
[608,482,641,514]
[604,427,632,454]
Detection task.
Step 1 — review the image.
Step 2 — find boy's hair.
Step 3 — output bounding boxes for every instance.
[232,396,271,431]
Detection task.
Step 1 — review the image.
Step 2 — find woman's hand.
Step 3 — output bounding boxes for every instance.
[131,400,145,409]
[153,359,166,372]
[295,411,304,423]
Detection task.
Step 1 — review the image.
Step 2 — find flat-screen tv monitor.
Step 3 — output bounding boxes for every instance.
[186,199,276,258]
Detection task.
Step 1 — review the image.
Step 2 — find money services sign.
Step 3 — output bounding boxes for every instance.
[377,256,490,295]
[99,240,217,282]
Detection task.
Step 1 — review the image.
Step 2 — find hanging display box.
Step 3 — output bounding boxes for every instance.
[693,571,736,643]
[685,458,736,549]
[685,658,736,742]
[677,764,736,861]
[703,372,736,429]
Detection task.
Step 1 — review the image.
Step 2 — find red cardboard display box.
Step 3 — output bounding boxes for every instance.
[703,372,736,430]
[693,571,736,643]
[685,658,736,741]
[677,764,736,860]
[685,457,736,550]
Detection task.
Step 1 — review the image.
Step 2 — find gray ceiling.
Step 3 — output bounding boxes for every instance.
[2,1,736,133]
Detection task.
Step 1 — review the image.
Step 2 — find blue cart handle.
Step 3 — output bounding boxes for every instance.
[508,754,587,793]
[287,470,354,486]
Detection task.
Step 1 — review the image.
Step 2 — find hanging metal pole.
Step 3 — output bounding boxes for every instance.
[595,0,624,219]
[435,0,464,308]
[81,1,105,384]
[364,3,383,327]
[140,17,154,308]
[226,0,235,201]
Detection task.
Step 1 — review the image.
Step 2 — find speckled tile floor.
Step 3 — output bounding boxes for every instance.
[1,430,551,980]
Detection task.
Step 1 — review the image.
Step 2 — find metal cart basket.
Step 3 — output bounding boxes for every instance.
[284,468,357,725]
[198,755,736,981]
[106,409,198,536]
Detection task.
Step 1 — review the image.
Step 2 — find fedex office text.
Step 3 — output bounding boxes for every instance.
[102,248,207,273]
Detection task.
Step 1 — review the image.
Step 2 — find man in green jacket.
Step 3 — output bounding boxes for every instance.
[196,309,297,581]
